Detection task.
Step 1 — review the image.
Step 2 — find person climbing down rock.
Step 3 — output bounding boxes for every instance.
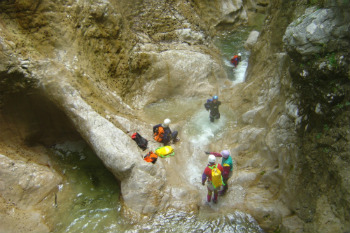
[230,53,242,68]
[205,150,233,195]
[204,95,221,122]
[202,155,224,204]
[153,118,179,145]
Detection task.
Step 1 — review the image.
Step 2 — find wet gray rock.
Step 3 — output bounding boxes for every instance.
[0,154,61,208]
[283,7,350,58]
[244,30,260,51]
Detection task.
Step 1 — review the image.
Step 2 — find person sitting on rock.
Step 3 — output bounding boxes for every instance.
[230,53,242,68]
[204,95,221,122]
[153,118,179,145]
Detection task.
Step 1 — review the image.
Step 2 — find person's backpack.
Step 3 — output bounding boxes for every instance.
[154,126,165,142]
[131,132,148,151]
[155,146,174,158]
[209,164,224,188]
[143,151,158,164]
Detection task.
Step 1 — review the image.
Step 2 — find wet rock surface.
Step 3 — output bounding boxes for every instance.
[0,0,254,231]
[0,0,349,233]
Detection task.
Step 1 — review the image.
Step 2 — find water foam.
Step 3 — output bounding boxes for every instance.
[232,59,248,85]
[185,110,226,146]
[182,110,227,186]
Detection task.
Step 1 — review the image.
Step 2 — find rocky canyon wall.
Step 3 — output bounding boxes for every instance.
[232,0,350,232]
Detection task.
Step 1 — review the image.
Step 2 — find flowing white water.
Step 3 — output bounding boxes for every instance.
[184,109,227,146]
[215,29,251,85]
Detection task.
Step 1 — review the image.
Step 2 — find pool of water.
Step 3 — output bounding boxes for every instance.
[46,140,125,233]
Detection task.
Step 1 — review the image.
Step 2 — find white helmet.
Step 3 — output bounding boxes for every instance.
[163,118,171,127]
[208,155,216,164]
[238,53,242,56]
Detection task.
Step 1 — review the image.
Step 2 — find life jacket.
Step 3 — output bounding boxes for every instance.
[231,55,239,65]
[222,163,231,179]
[155,146,174,158]
[209,164,224,188]
[131,132,148,151]
[143,151,158,164]
[154,126,165,142]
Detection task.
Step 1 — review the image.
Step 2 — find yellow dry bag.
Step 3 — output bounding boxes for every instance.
[155,146,174,158]
[209,164,224,188]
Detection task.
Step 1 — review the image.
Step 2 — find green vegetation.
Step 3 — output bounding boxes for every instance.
[315,124,329,140]
[316,133,322,139]
[327,53,337,68]
[323,124,329,132]
[336,103,344,109]
[336,101,350,109]
[273,227,281,233]
[323,147,330,153]
[307,0,325,6]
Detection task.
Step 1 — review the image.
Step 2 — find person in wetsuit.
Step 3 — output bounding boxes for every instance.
[204,95,221,122]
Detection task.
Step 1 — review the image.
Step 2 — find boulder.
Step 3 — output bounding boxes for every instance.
[283,7,350,58]
[0,154,61,208]
[244,30,260,51]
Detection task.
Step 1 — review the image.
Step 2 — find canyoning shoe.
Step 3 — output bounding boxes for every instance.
[173,137,180,143]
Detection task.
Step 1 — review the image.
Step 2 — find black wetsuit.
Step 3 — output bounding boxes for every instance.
[204,100,221,122]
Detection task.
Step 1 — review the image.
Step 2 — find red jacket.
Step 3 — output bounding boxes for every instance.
[230,55,241,67]
[202,163,224,183]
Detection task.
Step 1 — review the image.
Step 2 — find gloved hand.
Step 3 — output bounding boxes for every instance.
[205,151,210,155]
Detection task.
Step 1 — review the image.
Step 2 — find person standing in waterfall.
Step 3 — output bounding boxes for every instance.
[205,150,233,195]
[204,95,221,122]
[153,118,179,145]
[202,155,224,204]
[230,53,242,68]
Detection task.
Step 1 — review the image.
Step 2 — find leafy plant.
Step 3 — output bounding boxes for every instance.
[323,147,330,153]
[336,103,344,109]
[316,133,322,139]
[309,0,319,5]
[328,53,337,68]
[323,124,329,132]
